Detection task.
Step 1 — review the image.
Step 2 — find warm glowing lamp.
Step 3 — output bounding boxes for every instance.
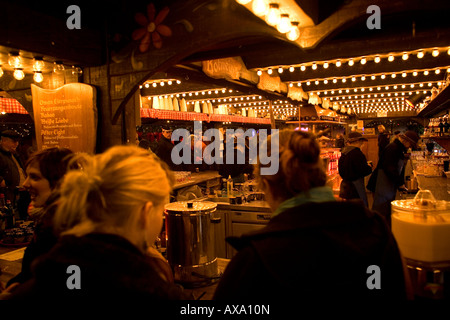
[286,21,300,41]
[277,14,291,33]
[33,71,44,83]
[13,68,25,80]
[265,3,280,26]
[252,0,268,16]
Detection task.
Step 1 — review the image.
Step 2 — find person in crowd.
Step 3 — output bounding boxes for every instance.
[335,133,345,150]
[377,125,390,159]
[155,125,177,171]
[391,130,401,142]
[218,132,254,183]
[372,130,419,226]
[4,148,76,292]
[213,129,409,301]
[338,132,373,207]
[0,130,30,220]
[8,145,189,300]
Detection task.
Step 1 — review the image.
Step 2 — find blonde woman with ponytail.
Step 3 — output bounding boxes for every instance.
[9,145,189,301]
[214,129,411,301]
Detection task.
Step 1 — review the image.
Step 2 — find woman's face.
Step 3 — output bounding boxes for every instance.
[23,163,52,208]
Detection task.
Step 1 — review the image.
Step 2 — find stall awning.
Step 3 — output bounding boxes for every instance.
[0,98,29,114]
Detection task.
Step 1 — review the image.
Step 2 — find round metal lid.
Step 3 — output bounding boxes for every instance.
[164,201,217,214]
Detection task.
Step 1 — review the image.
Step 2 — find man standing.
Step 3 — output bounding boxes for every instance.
[377,125,390,159]
[372,130,419,226]
[0,130,29,220]
[155,125,176,171]
[338,132,373,207]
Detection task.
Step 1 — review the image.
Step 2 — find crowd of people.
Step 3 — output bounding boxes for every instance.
[0,125,416,301]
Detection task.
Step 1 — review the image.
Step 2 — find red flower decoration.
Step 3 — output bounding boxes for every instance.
[132,3,172,52]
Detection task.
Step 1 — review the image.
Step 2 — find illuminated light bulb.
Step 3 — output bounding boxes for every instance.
[402,72,407,77]
[0,66,3,78]
[267,68,273,75]
[300,65,306,71]
[277,14,291,33]
[348,59,354,66]
[333,78,337,83]
[323,79,328,84]
[265,3,281,26]
[413,71,418,76]
[371,75,376,80]
[8,53,22,68]
[168,80,173,85]
[323,62,329,69]
[252,0,267,16]
[360,57,366,65]
[53,62,65,73]
[13,68,25,80]
[424,70,429,76]
[417,51,424,59]
[402,53,409,60]
[391,73,396,78]
[278,67,283,73]
[160,82,165,86]
[236,0,251,4]
[342,78,347,83]
[306,81,310,86]
[312,63,317,70]
[257,70,262,76]
[33,58,45,72]
[435,69,441,74]
[388,55,394,62]
[352,76,356,82]
[33,71,44,83]
[381,74,386,79]
[152,82,157,87]
[289,66,295,72]
[374,56,381,63]
[361,76,366,81]
[335,60,341,67]
[432,49,439,57]
[176,80,181,84]
[315,80,319,85]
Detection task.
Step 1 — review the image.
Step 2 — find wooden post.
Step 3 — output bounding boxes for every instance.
[269,101,276,129]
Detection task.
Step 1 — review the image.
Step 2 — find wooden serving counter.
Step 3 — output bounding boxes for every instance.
[173,171,222,190]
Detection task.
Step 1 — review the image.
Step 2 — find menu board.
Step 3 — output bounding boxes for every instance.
[31,83,97,153]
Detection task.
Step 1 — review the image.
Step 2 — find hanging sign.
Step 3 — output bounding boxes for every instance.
[202,57,244,80]
[31,83,97,153]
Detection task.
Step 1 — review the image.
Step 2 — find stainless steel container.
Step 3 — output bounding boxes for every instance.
[164,200,219,287]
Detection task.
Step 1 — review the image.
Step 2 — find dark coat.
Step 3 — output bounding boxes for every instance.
[338,146,372,202]
[9,233,190,301]
[7,193,60,287]
[377,139,407,188]
[372,139,408,222]
[155,136,176,171]
[378,132,390,158]
[0,148,24,203]
[213,200,407,301]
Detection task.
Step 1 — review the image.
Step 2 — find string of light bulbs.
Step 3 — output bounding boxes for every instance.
[256,46,450,74]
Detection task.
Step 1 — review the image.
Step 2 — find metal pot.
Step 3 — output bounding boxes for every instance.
[164,200,220,287]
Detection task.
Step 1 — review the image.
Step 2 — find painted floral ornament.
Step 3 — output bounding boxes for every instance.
[132,3,172,52]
